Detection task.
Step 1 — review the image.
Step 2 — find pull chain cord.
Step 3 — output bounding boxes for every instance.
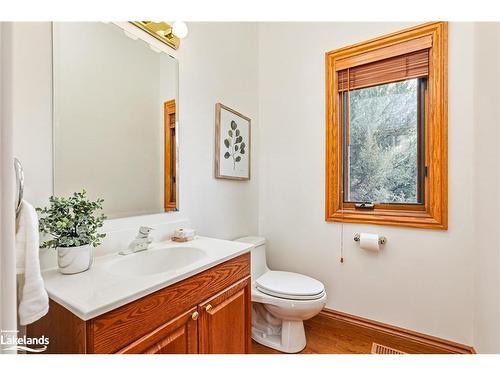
[340,222,344,263]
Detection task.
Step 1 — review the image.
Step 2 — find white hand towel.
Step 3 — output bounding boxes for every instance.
[16,200,49,326]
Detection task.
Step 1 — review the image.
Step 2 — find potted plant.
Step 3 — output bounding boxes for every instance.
[37,190,106,275]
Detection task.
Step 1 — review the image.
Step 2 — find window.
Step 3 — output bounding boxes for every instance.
[325,22,448,229]
[344,78,424,205]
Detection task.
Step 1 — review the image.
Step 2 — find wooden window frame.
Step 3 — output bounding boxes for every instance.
[325,22,448,230]
[164,99,177,212]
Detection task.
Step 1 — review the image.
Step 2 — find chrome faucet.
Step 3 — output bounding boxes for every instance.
[119,226,154,255]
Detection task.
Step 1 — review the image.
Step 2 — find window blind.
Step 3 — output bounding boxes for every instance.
[337,49,429,92]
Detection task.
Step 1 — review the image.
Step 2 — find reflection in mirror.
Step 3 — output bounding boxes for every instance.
[53,22,179,219]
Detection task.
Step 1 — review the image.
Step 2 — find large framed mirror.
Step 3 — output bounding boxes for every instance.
[52,22,179,219]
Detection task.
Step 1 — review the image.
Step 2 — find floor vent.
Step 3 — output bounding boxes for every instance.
[371,343,407,354]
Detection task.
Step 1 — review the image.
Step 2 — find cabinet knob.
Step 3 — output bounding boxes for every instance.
[205,304,212,312]
[192,311,199,320]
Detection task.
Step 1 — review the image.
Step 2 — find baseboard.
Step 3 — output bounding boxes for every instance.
[319,308,475,354]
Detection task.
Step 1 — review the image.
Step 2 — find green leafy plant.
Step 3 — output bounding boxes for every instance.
[223,120,246,169]
[36,190,107,249]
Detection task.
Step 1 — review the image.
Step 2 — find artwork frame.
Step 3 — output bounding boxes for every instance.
[214,103,251,181]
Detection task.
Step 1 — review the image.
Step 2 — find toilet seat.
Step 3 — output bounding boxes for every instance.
[235,235,327,353]
[256,271,325,301]
[256,287,326,301]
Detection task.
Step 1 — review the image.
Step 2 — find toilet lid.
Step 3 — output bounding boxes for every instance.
[256,271,325,300]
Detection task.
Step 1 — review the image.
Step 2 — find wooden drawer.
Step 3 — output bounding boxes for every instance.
[89,252,250,353]
[117,307,199,354]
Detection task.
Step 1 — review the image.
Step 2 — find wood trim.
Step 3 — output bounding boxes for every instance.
[325,22,448,229]
[319,308,475,354]
[164,99,177,211]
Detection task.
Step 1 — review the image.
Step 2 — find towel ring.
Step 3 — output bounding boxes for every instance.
[14,157,24,216]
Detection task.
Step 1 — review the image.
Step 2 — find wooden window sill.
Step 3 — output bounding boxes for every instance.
[326,208,447,230]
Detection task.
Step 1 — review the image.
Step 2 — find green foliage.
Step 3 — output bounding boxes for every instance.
[36,190,107,249]
[347,79,420,204]
[223,120,246,169]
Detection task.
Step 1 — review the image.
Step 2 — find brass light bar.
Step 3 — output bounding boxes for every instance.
[130,21,180,49]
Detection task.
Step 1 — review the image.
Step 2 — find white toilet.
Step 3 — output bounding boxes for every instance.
[236,236,326,353]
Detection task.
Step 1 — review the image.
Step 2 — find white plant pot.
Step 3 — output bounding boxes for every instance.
[57,244,93,275]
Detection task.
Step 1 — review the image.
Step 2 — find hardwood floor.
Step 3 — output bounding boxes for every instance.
[251,313,460,354]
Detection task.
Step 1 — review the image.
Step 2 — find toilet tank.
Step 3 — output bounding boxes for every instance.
[235,236,269,280]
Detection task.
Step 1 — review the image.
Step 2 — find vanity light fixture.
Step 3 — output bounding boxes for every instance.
[130,21,188,50]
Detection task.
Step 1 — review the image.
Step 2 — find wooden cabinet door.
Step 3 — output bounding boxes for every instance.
[198,277,251,354]
[117,308,199,354]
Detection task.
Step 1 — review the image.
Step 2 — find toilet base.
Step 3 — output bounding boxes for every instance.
[251,319,306,353]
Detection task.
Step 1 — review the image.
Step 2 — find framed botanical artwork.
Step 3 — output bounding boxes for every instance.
[215,103,251,180]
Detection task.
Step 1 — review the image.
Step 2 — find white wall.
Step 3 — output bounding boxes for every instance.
[258,22,476,345]
[176,22,259,239]
[473,22,500,354]
[10,22,259,260]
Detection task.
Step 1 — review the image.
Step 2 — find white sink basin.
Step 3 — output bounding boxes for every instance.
[107,246,207,277]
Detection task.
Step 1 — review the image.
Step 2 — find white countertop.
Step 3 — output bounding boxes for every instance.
[42,236,253,321]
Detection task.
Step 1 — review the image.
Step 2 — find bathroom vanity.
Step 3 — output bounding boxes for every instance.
[28,237,252,354]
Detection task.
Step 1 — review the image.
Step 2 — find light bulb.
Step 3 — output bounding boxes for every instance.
[172,21,188,39]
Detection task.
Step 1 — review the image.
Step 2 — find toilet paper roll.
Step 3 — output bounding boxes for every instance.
[359,233,380,252]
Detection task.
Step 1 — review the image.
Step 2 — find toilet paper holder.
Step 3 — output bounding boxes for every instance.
[353,233,387,245]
